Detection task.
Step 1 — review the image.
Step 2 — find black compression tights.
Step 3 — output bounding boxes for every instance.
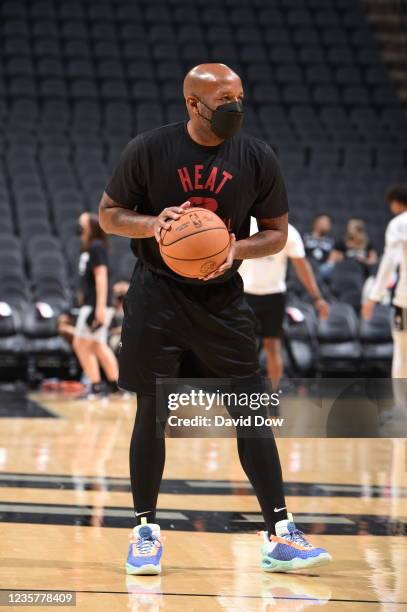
[129,395,287,534]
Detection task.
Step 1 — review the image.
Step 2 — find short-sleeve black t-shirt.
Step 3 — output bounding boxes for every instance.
[303,233,335,263]
[105,121,288,285]
[78,240,112,307]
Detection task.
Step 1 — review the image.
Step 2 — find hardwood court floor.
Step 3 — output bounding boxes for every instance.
[0,392,406,611]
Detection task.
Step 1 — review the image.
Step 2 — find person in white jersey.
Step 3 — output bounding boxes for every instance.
[362,185,407,380]
[240,218,329,388]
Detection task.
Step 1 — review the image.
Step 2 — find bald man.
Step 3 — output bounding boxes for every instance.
[99,63,331,575]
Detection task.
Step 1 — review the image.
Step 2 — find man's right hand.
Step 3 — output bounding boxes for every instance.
[361,299,377,321]
[153,201,191,242]
[315,297,330,320]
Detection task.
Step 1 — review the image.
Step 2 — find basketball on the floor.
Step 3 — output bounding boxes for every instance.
[159,208,230,278]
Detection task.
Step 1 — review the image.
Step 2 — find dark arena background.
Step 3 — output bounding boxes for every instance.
[0,0,406,610]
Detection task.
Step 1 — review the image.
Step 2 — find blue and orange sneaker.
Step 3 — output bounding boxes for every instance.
[261,513,332,572]
[126,517,163,575]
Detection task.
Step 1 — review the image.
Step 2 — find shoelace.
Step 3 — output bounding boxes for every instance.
[285,529,312,548]
[134,535,157,555]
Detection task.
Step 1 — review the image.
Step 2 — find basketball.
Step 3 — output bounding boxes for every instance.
[159,207,230,278]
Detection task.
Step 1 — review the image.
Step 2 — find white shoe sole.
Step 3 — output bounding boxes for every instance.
[262,553,332,573]
[126,563,161,575]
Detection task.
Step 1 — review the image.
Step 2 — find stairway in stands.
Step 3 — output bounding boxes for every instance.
[362,0,407,105]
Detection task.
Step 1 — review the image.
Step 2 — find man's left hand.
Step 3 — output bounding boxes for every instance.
[199,234,237,281]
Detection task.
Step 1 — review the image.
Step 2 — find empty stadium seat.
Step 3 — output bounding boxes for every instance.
[359,304,393,369]
[317,303,361,372]
[329,259,366,310]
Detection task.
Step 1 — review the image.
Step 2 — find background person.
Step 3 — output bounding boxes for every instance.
[303,213,335,269]
[109,281,129,353]
[240,219,329,389]
[73,212,119,399]
[330,218,378,269]
[57,312,76,347]
[362,185,407,383]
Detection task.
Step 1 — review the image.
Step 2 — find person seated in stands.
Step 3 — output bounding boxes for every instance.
[303,213,335,270]
[323,218,378,278]
[108,281,129,353]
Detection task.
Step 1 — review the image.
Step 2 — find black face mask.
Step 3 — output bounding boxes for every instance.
[197,98,244,140]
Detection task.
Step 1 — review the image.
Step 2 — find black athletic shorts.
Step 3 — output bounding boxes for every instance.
[244,292,286,338]
[118,261,261,395]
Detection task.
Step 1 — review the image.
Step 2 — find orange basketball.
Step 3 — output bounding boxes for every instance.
[159,208,230,278]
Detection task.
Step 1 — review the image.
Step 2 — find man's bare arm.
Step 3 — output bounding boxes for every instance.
[99,192,191,240]
[234,213,288,260]
[291,257,330,319]
[99,192,155,238]
[290,257,321,299]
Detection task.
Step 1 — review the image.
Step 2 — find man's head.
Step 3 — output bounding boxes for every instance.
[183,63,244,142]
[346,217,366,237]
[386,184,407,216]
[312,214,332,236]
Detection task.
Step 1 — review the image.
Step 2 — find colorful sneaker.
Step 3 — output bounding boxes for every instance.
[126,518,163,575]
[261,513,332,572]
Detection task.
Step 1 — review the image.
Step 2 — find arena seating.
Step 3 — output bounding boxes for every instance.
[0,0,405,379]
[329,259,367,310]
[359,303,393,368]
[283,302,318,375]
[317,302,362,372]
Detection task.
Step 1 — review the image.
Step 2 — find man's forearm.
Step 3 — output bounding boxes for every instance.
[292,258,321,299]
[95,270,108,310]
[100,205,155,238]
[234,230,286,259]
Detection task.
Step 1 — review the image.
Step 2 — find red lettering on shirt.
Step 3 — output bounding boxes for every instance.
[194,164,204,189]
[178,167,193,192]
[215,170,233,194]
[177,166,234,194]
[189,197,218,212]
[203,167,218,191]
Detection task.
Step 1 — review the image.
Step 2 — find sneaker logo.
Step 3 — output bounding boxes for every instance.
[274,506,287,512]
[135,510,151,517]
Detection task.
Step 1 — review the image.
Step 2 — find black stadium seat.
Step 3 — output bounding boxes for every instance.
[330,259,366,310]
[359,304,393,371]
[317,303,361,373]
